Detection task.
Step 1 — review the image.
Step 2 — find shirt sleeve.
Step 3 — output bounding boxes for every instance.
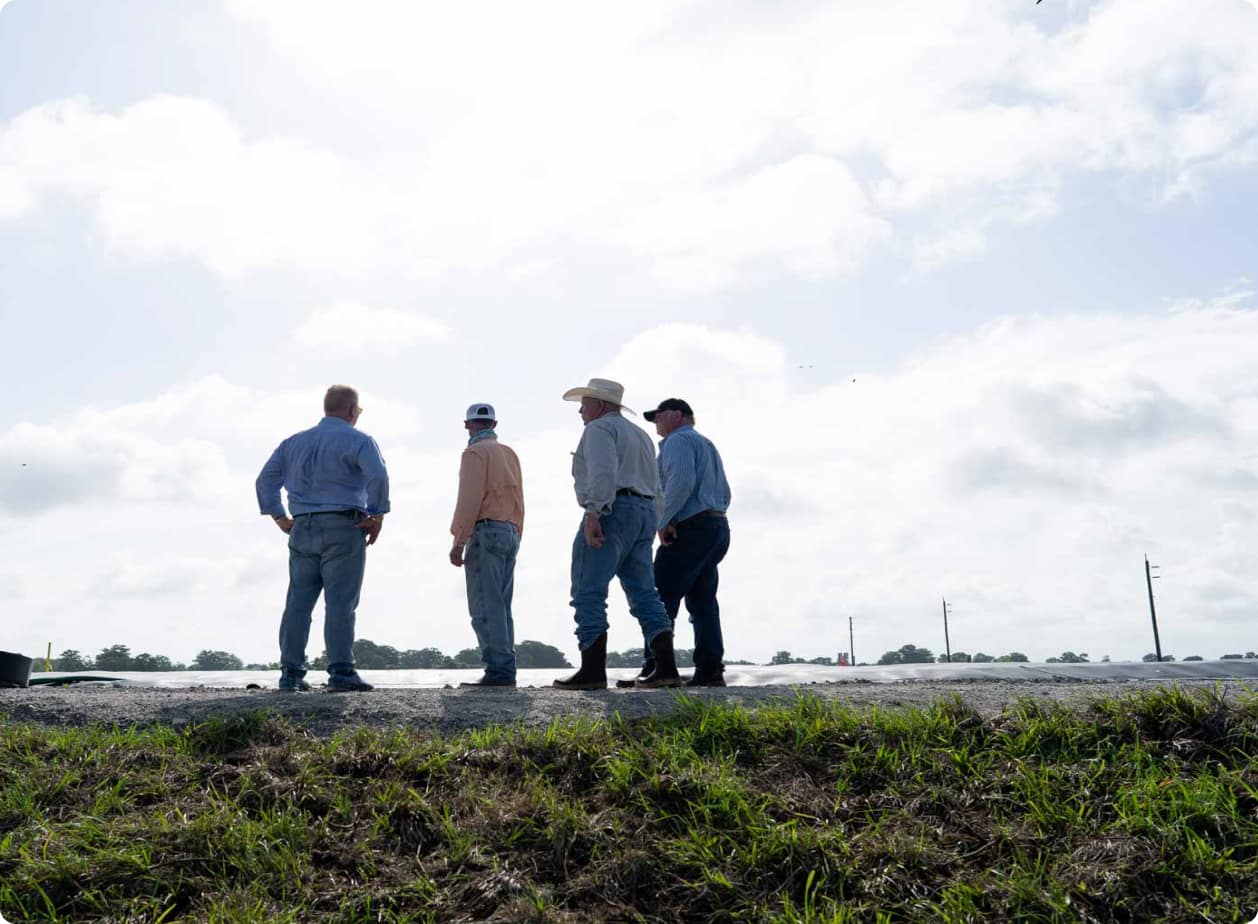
[358,437,391,515]
[450,448,488,546]
[256,443,287,517]
[659,434,698,526]
[580,422,618,515]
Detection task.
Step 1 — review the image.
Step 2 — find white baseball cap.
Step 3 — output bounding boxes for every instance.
[465,402,497,422]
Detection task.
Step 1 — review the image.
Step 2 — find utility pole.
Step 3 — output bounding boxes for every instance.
[849,616,855,667]
[942,597,952,663]
[1145,555,1162,662]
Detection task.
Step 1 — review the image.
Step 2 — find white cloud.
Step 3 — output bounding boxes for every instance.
[294,303,450,353]
[221,0,1258,273]
[1,1,1250,284]
[913,226,988,271]
[621,156,892,290]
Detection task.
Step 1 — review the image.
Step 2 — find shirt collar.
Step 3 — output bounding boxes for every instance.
[659,423,693,446]
[318,416,353,430]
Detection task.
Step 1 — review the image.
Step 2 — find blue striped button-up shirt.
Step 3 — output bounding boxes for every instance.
[256,417,391,517]
[657,424,731,527]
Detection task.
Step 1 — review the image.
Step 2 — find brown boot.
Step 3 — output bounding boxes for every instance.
[635,632,682,688]
[554,634,608,690]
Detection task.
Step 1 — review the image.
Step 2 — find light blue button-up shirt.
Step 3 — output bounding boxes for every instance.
[256,417,391,517]
[657,424,731,527]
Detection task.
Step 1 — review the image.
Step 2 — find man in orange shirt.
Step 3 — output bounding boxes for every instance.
[449,403,525,687]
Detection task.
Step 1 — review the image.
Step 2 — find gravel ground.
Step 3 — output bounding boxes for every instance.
[0,678,1243,738]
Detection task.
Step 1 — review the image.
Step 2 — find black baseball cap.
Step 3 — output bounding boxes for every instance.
[643,398,694,422]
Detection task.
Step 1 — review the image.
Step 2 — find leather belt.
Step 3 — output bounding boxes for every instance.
[616,488,653,499]
[676,509,726,528]
[294,510,358,518]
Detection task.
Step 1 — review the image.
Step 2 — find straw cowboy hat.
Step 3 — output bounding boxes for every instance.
[562,378,636,415]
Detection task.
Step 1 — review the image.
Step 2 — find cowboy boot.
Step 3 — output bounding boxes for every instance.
[635,632,682,688]
[554,634,608,690]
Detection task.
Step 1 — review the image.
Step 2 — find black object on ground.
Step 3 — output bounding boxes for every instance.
[0,650,33,688]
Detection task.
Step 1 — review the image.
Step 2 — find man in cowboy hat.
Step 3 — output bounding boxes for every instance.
[449,402,525,687]
[553,378,682,690]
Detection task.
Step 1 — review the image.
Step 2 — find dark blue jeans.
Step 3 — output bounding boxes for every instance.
[647,515,731,675]
[279,512,366,678]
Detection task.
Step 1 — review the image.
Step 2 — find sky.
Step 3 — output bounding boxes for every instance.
[2,0,1257,668]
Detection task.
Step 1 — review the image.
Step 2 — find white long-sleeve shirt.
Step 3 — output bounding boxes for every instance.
[571,413,664,522]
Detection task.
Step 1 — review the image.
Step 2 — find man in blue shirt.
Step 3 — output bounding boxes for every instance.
[256,384,390,692]
[639,398,732,687]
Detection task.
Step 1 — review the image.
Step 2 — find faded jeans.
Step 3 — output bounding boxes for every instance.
[570,495,671,651]
[279,511,366,678]
[464,519,520,681]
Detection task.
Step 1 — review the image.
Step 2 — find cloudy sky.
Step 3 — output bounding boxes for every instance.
[2,0,1257,668]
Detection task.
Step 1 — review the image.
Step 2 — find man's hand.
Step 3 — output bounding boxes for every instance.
[449,544,464,567]
[273,516,294,535]
[657,525,678,546]
[357,514,384,545]
[583,511,605,549]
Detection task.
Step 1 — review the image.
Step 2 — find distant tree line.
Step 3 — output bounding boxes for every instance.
[48,640,580,672]
[51,646,248,672]
[44,642,1258,672]
[872,644,1031,665]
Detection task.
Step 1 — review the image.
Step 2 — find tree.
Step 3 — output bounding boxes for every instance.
[54,649,92,671]
[606,648,642,668]
[131,653,174,671]
[191,650,243,671]
[972,652,995,663]
[878,644,935,665]
[1183,655,1203,661]
[452,648,482,668]
[95,645,134,671]
[938,652,970,663]
[1246,652,1257,659]
[996,652,1029,662]
[515,640,572,668]
[1055,652,1088,663]
[808,656,835,665]
[398,648,454,669]
[1142,653,1175,662]
[352,639,400,669]
[1221,653,1243,660]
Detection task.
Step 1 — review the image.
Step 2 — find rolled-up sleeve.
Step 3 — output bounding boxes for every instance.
[579,422,618,515]
[358,437,391,515]
[450,448,487,546]
[256,443,287,517]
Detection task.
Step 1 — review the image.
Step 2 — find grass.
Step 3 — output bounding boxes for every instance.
[1,686,1257,922]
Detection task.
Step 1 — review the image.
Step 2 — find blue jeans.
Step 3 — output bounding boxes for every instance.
[464,520,520,681]
[638,515,730,675]
[279,512,366,677]
[570,495,671,651]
